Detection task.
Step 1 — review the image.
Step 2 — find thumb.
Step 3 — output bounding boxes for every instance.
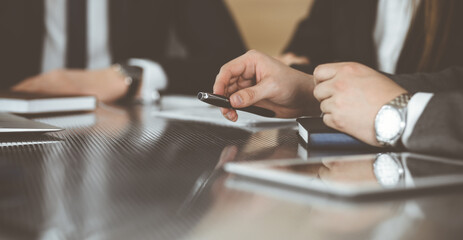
[229,84,267,108]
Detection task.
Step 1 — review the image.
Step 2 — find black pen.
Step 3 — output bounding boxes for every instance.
[197,92,276,118]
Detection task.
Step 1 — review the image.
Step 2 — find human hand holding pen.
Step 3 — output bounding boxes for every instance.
[213,50,321,121]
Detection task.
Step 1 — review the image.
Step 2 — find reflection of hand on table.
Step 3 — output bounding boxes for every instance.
[92,105,131,137]
[309,202,397,234]
[223,129,299,162]
[318,157,379,184]
[216,145,239,170]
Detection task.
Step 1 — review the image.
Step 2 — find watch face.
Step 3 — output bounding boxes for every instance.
[375,105,403,142]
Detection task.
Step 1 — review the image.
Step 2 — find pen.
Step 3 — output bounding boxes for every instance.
[197,92,276,118]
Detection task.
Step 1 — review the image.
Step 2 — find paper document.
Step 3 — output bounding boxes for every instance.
[152,106,295,127]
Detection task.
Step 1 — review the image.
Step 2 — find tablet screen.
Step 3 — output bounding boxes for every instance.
[224,153,463,197]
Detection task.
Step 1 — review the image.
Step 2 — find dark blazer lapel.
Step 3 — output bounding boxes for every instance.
[334,0,378,68]
[353,0,378,68]
[109,0,129,63]
[396,3,426,74]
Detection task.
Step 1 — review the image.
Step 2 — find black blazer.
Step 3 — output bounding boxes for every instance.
[285,0,463,74]
[391,67,463,158]
[0,0,246,95]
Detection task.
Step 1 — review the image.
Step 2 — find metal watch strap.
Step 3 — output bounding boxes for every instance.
[388,93,412,108]
[375,93,413,147]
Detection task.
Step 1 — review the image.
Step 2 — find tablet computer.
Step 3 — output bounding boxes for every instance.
[224,153,463,199]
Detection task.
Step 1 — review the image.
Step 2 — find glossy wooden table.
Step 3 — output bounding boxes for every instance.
[1,103,463,240]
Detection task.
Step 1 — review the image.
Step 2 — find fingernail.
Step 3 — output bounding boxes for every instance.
[231,95,242,106]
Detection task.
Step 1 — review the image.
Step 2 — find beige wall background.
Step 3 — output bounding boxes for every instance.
[225,0,314,56]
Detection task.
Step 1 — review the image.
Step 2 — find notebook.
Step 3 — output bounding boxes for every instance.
[0,92,97,114]
[297,116,373,149]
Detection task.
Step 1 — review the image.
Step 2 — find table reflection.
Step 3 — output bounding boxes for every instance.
[1,105,463,240]
[187,174,402,240]
[0,106,256,239]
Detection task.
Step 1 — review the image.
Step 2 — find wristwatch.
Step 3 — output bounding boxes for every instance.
[374,93,412,147]
[113,63,143,100]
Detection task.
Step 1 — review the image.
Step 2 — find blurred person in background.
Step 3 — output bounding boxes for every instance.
[277,0,463,75]
[0,0,245,103]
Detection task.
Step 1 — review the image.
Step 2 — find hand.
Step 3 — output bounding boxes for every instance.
[313,62,408,146]
[11,68,129,102]
[275,52,310,66]
[213,50,320,121]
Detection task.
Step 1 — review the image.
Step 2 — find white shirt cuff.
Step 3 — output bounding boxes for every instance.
[128,58,168,104]
[401,92,434,147]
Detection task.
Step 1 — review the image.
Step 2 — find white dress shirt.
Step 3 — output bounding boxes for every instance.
[42,0,167,103]
[402,93,433,148]
[374,0,421,74]
[373,0,433,146]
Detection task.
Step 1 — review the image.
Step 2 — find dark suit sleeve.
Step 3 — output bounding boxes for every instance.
[283,0,334,72]
[404,92,463,158]
[158,0,246,95]
[389,66,463,93]
[388,67,463,157]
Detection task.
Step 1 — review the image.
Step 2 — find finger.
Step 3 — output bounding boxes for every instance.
[322,113,335,129]
[11,81,34,92]
[236,77,255,89]
[220,107,238,122]
[291,56,310,65]
[313,80,335,102]
[275,52,295,65]
[213,52,259,95]
[224,76,239,97]
[214,78,227,96]
[11,83,25,92]
[226,77,254,97]
[225,82,238,97]
[229,82,272,108]
[319,98,335,114]
[313,62,345,84]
